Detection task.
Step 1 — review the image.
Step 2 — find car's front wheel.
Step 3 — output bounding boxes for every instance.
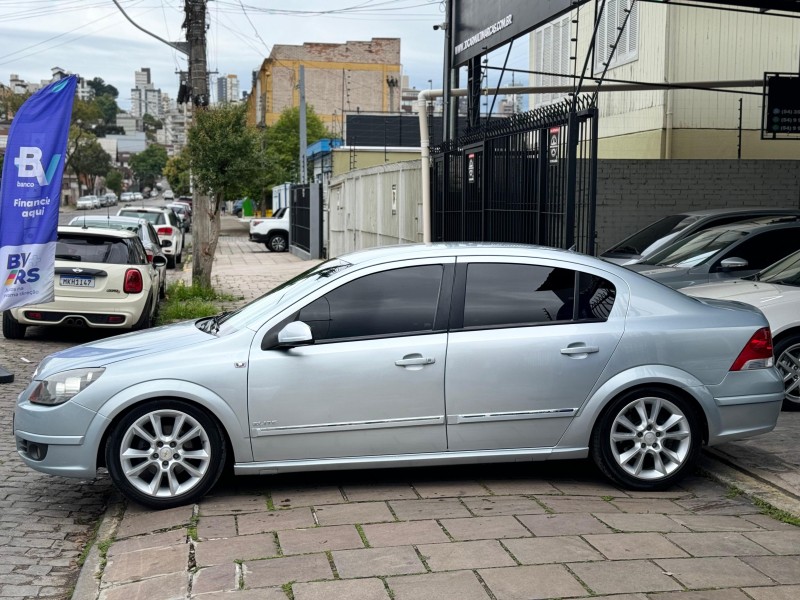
[2,311,27,340]
[591,387,701,490]
[775,333,800,411]
[105,400,226,509]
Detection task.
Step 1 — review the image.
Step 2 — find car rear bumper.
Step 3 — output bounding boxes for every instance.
[706,368,784,445]
[10,296,148,328]
[249,233,269,243]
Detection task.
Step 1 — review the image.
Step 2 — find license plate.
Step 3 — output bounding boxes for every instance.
[60,275,95,287]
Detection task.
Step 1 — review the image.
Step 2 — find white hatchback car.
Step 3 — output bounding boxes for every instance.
[117,207,184,268]
[76,196,96,210]
[2,227,164,339]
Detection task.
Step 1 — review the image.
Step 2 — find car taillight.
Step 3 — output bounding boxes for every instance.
[251,220,263,227]
[123,269,144,294]
[145,249,154,263]
[730,327,774,371]
[157,226,173,236]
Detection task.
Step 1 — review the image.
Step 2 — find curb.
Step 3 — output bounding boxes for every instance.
[72,494,125,600]
[700,451,800,519]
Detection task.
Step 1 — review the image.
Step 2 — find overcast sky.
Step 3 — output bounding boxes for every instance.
[0,0,529,110]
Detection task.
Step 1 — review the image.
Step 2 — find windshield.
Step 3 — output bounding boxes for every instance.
[755,250,800,286]
[210,258,353,335]
[640,228,749,267]
[119,210,163,225]
[605,214,697,256]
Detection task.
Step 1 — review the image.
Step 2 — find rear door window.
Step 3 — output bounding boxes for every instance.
[461,263,616,328]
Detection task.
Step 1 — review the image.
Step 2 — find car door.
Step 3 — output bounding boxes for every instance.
[706,227,800,283]
[445,258,625,452]
[248,259,454,462]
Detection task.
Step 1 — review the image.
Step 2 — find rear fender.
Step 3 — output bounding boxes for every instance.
[556,365,715,449]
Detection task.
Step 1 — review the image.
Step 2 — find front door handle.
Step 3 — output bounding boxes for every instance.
[395,356,435,367]
[560,345,600,356]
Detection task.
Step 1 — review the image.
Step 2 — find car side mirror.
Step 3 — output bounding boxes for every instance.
[152,255,168,268]
[277,321,314,348]
[720,257,748,271]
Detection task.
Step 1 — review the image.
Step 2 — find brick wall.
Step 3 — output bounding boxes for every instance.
[595,160,800,252]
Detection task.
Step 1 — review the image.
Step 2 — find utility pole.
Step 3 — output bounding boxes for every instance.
[299,65,308,184]
[185,0,209,108]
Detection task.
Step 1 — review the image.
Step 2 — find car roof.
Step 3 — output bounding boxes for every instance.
[58,225,137,239]
[690,215,800,235]
[674,207,800,218]
[338,242,614,269]
[119,206,171,214]
[69,215,146,227]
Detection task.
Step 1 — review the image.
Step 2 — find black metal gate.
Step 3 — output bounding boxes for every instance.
[431,96,598,255]
[290,183,323,258]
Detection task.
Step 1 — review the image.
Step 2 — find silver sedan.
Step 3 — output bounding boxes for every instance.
[14,244,783,508]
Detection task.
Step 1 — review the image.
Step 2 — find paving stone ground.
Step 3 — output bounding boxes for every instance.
[2,217,799,600]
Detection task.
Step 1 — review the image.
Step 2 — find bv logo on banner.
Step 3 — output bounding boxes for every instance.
[0,75,77,311]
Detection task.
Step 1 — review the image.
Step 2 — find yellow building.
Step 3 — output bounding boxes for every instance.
[247,38,402,130]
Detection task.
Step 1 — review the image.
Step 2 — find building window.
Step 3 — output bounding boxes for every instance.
[533,14,572,108]
[594,0,639,73]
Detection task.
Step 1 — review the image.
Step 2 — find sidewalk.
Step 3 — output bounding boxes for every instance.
[74,223,800,600]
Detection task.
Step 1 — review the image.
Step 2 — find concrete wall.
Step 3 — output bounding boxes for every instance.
[595,159,800,252]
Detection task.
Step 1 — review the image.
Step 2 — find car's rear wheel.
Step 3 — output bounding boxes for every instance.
[106,400,226,509]
[591,387,700,490]
[267,233,288,252]
[167,255,176,269]
[775,333,800,411]
[2,311,26,340]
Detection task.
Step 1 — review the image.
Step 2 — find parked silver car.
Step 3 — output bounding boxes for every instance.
[14,244,783,508]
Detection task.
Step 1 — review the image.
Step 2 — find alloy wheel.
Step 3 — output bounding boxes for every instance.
[776,342,800,405]
[609,396,692,481]
[118,409,212,498]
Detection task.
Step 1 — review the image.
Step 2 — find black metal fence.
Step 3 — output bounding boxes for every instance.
[430,96,598,255]
[290,183,323,256]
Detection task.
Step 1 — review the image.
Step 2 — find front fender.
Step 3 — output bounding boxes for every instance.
[82,379,253,466]
[557,365,715,450]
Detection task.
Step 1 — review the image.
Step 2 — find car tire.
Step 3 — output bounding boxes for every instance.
[267,233,288,253]
[105,399,227,509]
[159,279,166,300]
[132,298,154,331]
[2,310,26,340]
[167,255,176,269]
[590,387,701,491]
[176,250,182,265]
[775,333,800,411]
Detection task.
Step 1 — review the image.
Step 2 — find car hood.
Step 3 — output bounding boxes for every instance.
[682,280,800,310]
[34,320,211,378]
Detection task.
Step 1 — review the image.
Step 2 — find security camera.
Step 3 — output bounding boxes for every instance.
[433,23,447,31]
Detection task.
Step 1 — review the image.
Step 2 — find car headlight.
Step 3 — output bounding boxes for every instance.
[28,368,105,406]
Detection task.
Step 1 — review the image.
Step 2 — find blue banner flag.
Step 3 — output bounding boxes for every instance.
[0,75,77,311]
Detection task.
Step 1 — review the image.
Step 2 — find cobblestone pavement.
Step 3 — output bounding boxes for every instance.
[3,220,800,600]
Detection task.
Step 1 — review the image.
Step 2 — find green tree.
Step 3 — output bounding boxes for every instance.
[105,169,123,195]
[263,106,329,189]
[71,139,112,193]
[130,145,168,191]
[187,103,262,286]
[86,77,119,99]
[95,95,119,126]
[142,113,163,142]
[164,149,191,196]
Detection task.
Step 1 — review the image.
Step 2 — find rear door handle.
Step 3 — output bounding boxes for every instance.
[560,345,599,355]
[395,356,435,366]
